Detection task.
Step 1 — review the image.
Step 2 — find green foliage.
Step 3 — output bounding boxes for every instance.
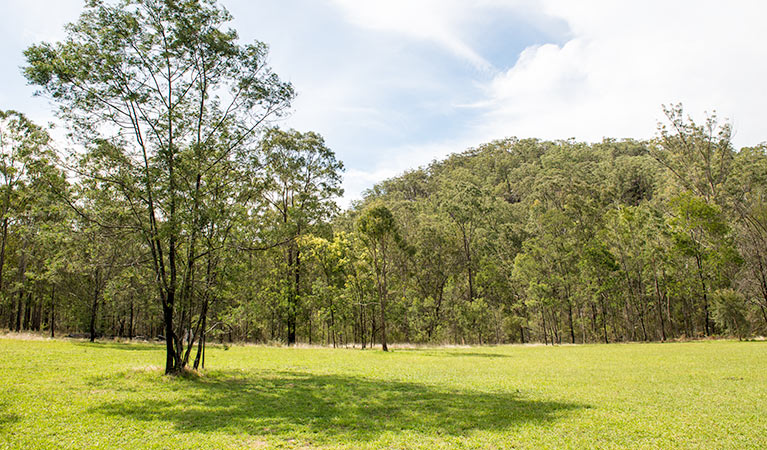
[711,289,750,339]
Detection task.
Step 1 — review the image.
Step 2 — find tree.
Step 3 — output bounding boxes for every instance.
[711,288,749,339]
[25,0,293,373]
[667,193,741,336]
[727,145,767,329]
[0,110,65,332]
[357,205,402,351]
[260,128,343,344]
[653,104,734,205]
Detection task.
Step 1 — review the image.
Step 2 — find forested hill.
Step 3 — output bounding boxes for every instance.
[338,108,767,345]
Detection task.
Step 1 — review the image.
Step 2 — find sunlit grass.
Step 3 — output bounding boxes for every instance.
[1,338,766,449]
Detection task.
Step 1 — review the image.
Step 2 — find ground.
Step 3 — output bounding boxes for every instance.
[0,337,765,449]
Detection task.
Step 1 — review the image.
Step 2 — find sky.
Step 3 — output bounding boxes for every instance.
[2,0,767,207]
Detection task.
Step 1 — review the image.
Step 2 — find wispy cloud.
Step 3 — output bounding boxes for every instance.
[329,0,500,71]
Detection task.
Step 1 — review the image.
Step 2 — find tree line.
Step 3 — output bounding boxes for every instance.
[2,0,766,374]
[345,106,766,347]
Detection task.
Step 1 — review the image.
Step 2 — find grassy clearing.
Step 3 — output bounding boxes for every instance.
[0,338,766,449]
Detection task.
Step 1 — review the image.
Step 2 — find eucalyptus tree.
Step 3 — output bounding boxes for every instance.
[667,193,741,336]
[0,110,65,331]
[301,233,352,346]
[727,145,767,329]
[653,104,734,205]
[260,128,343,344]
[357,205,403,351]
[436,167,487,305]
[24,0,293,373]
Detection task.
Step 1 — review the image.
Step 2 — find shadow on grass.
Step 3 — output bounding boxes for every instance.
[73,341,162,352]
[0,403,20,430]
[403,351,512,358]
[93,370,585,444]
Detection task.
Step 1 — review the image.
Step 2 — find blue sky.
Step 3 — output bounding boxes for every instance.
[3,0,767,206]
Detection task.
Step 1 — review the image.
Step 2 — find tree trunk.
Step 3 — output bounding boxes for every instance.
[163,300,177,374]
[653,267,667,341]
[14,291,22,332]
[0,218,7,296]
[600,294,609,344]
[193,303,207,370]
[694,253,711,336]
[380,295,388,351]
[128,297,134,340]
[567,298,575,344]
[23,292,32,331]
[89,294,98,342]
[49,285,55,338]
[287,246,297,345]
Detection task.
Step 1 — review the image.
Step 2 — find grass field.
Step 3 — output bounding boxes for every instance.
[1,338,766,449]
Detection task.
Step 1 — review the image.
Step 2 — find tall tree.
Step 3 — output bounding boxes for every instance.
[357,205,402,351]
[25,0,293,373]
[260,128,343,344]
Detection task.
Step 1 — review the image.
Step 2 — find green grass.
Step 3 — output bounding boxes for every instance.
[1,338,766,449]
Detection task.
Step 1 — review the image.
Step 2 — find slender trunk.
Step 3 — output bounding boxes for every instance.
[35,296,43,332]
[49,285,55,339]
[380,246,388,352]
[380,293,388,351]
[287,246,297,345]
[193,301,207,370]
[163,299,176,374]
[567,299,575,344]
[184,296,209,366]
[14,250,26,332]
[14,291,22,332]
[662,268,674,337]
[0,218,7,295]
[295,245,301,342]
[652,265,667,341]
[637,275,648,341]
[694,253,711,336]
[330,307,336,348]
[128,296,134,340]
[370,308,376,348]
[590,303,598,337]
[360,302,366,349]
[23,292,31,331]
[89,286,99,342]
[427,280,445,340]
[459,224,474,303]
[167,45,182,374]
[600,294,609,344]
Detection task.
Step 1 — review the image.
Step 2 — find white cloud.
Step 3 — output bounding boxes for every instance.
[329,0,511,70]
[477,0,767,146]
[328,0,767,206]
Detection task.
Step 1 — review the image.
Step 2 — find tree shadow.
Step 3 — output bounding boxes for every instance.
[401,351,512,358]
[0,403,20,430]
[93,370,585,444]
[73,341,162,352]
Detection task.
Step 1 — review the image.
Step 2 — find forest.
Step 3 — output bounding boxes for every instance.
[3,0,767,376]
